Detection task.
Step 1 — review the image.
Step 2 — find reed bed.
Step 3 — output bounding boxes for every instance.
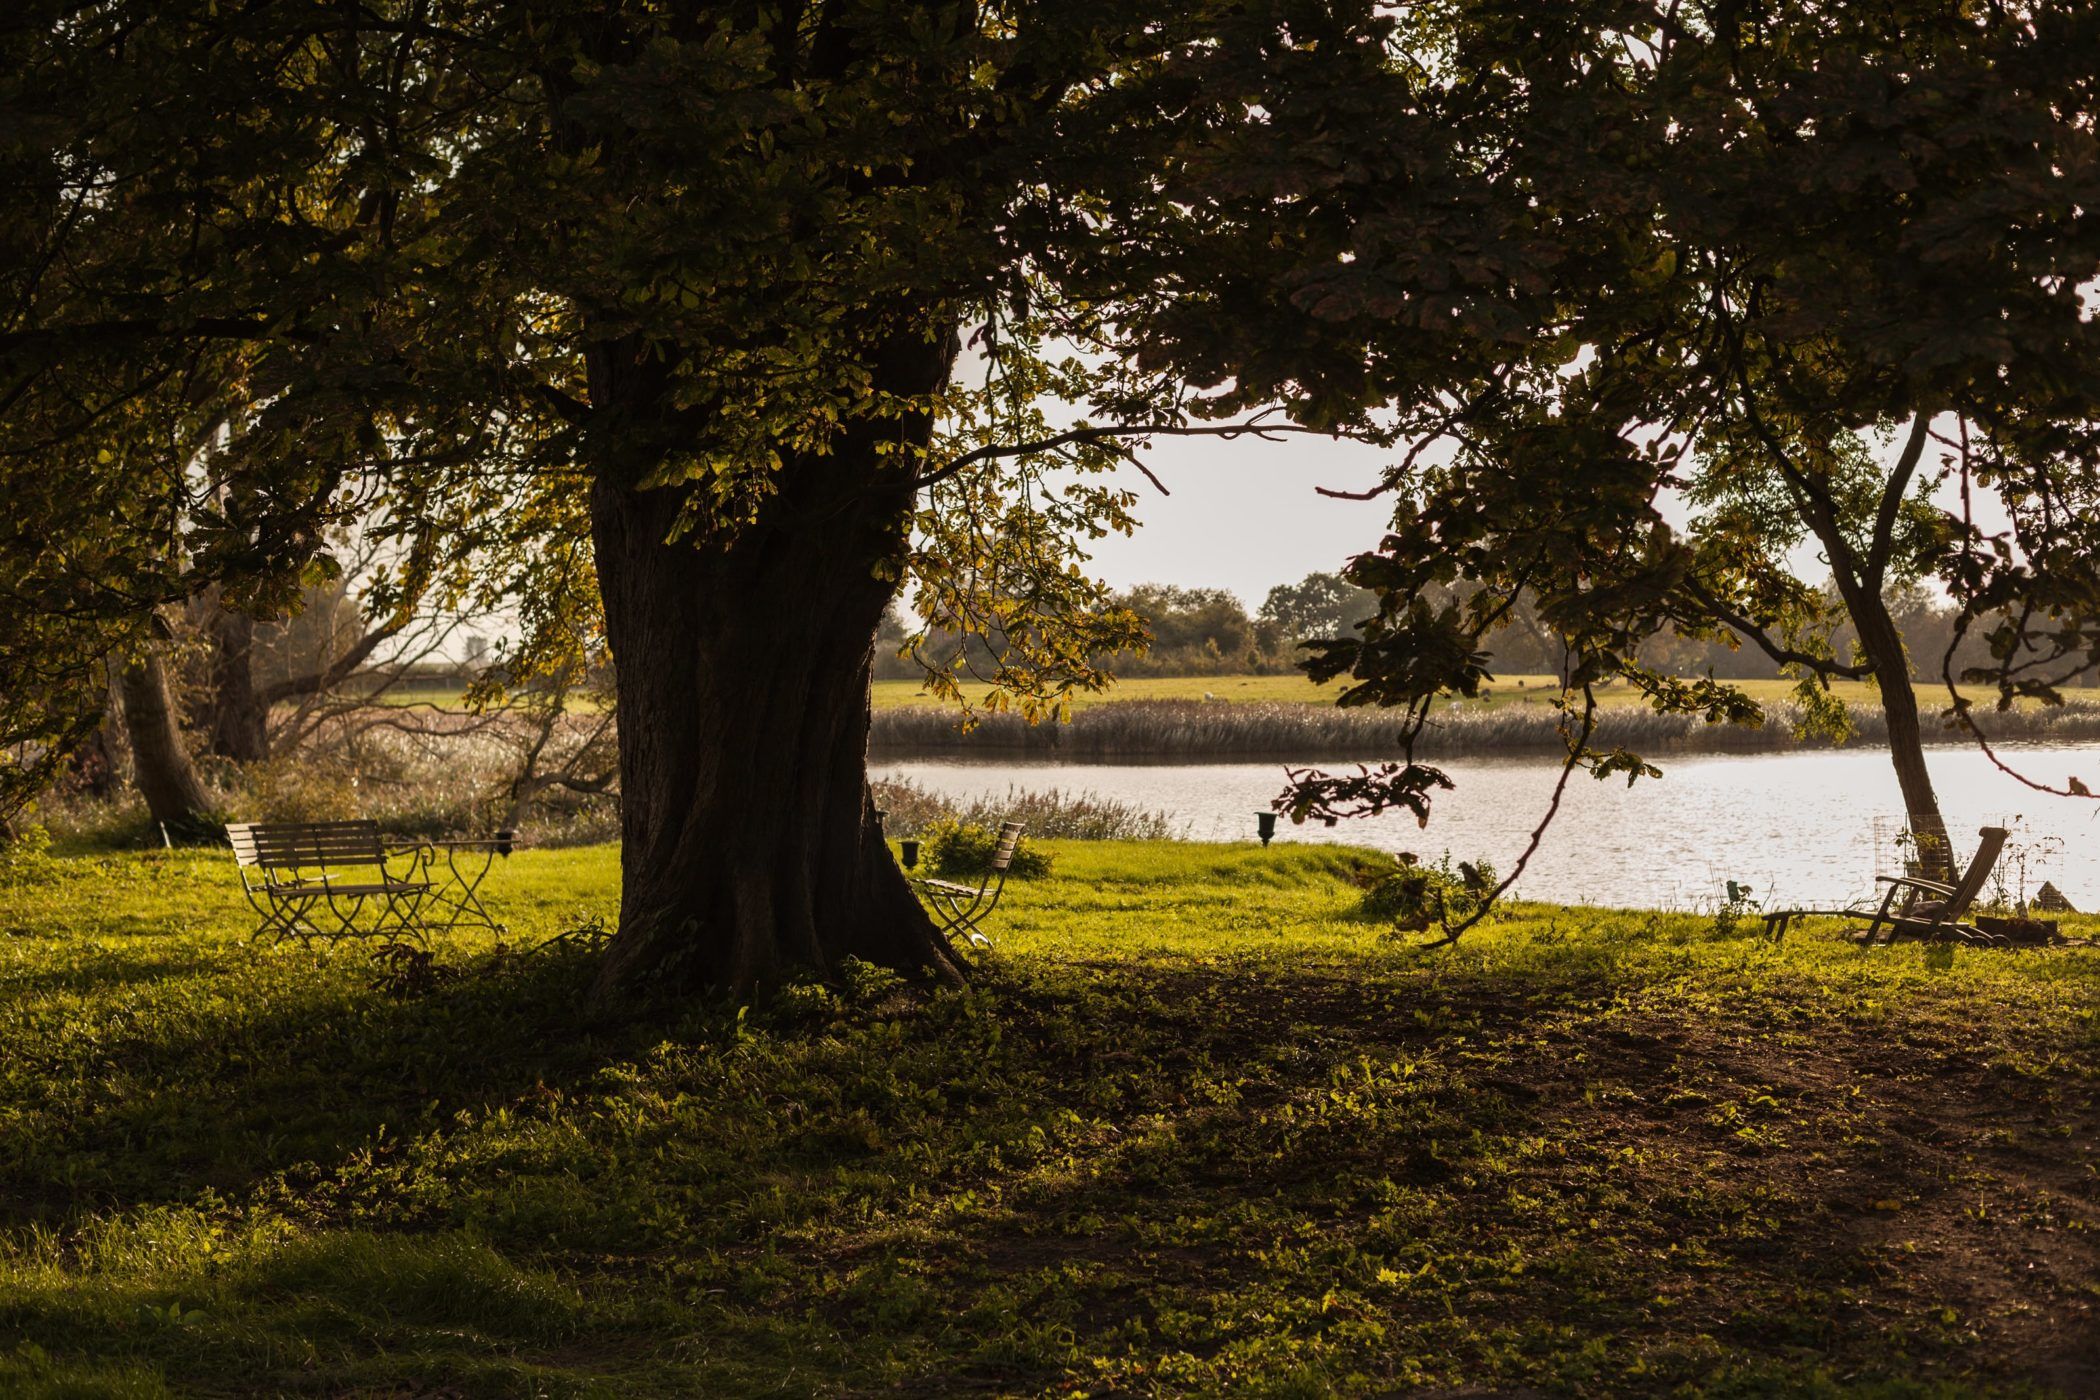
[871,777,1184,840]
[37,713,1180,850]
[40,713,622,850]
[870,696,2100,758]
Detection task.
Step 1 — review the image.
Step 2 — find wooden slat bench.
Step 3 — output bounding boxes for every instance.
[227,820,432,944]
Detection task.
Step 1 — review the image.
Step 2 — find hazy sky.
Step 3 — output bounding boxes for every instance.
[1079,432,1401,606]
[1084,417,2009,608]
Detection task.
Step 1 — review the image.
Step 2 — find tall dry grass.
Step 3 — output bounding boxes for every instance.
[39,714,622,850]
[871,777,1183,840]
[36,713,1180,850]
[38,693,2099,852]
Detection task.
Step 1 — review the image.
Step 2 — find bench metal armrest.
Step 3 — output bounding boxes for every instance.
[380,841,436,878]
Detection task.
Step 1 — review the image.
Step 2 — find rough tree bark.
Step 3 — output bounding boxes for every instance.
[119,648,216,834]
[587,333,964,1000]
[68,672,128,798]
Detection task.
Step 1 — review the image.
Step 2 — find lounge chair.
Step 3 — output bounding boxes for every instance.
[1763,825,2010,945]
[912,820,1024,950]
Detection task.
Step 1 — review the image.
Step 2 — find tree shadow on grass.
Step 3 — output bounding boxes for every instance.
[864,961,2100,1395]
[2,937,2094,1396]
[0,944,700,1233]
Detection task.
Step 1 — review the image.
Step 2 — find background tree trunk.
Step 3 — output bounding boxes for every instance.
[1842,583,1956,882]
[206,604,269,762]
[120,649,217,836]
[68,674,128,798]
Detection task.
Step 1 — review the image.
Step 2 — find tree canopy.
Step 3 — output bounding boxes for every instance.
[4,0,2096,976]
[0,0,1434,989]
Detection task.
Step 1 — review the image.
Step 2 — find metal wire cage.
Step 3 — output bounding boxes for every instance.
[1872,814,2060,914]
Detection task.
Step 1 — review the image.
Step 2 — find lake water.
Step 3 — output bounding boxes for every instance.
[875,744,2100,911]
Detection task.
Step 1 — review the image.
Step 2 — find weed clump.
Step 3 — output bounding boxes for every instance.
[872,778,1180,841]
[923,818,1051,880]
[1360,852,1496,932]
[0,823,59,887]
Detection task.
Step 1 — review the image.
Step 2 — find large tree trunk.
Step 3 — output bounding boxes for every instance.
[119,649,217,836]
[586,467,960,998]
[583,326,963,998]
[205,604,270,763]
[1845,584,1955,882]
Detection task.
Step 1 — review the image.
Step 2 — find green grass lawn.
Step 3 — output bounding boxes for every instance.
[2,841,2095,1397]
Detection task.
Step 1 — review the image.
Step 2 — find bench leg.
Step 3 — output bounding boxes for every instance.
[1862,885,1905,945]
[244,885,296,945]
[919,891,992,950]
[267,891,336,946]
[372,888,431,944]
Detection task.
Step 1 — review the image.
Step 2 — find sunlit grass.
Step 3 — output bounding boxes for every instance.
[1,842,2093,1395]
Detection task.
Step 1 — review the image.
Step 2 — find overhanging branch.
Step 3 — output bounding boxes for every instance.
[915,417,1361,490]
[1680,582,1872,680]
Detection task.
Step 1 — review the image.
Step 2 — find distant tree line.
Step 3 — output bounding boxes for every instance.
[879,571,2084,688]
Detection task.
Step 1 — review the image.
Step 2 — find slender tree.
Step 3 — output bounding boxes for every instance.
[1117,2,2100,896]
[118,641,215,834]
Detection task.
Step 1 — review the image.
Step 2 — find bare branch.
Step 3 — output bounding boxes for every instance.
[257,616,412,707]
[915,418,1360,490]
[1679,581,1872,679]
[1865,411,1932,589]
[1420,687,1601,948]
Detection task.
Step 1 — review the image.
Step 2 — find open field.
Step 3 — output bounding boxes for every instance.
[368,673,2078,717]
[1,841,2094,1396]
[870,673,2084,714]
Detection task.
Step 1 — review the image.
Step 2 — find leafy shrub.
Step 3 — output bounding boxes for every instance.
[837,956,906,1005]
[365,941,463,999]
[924,819,1051,880]
[1360,853,1496,932]
[1709,879,1762,938]
[770,978,844,1024]
[530,908,614,956]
